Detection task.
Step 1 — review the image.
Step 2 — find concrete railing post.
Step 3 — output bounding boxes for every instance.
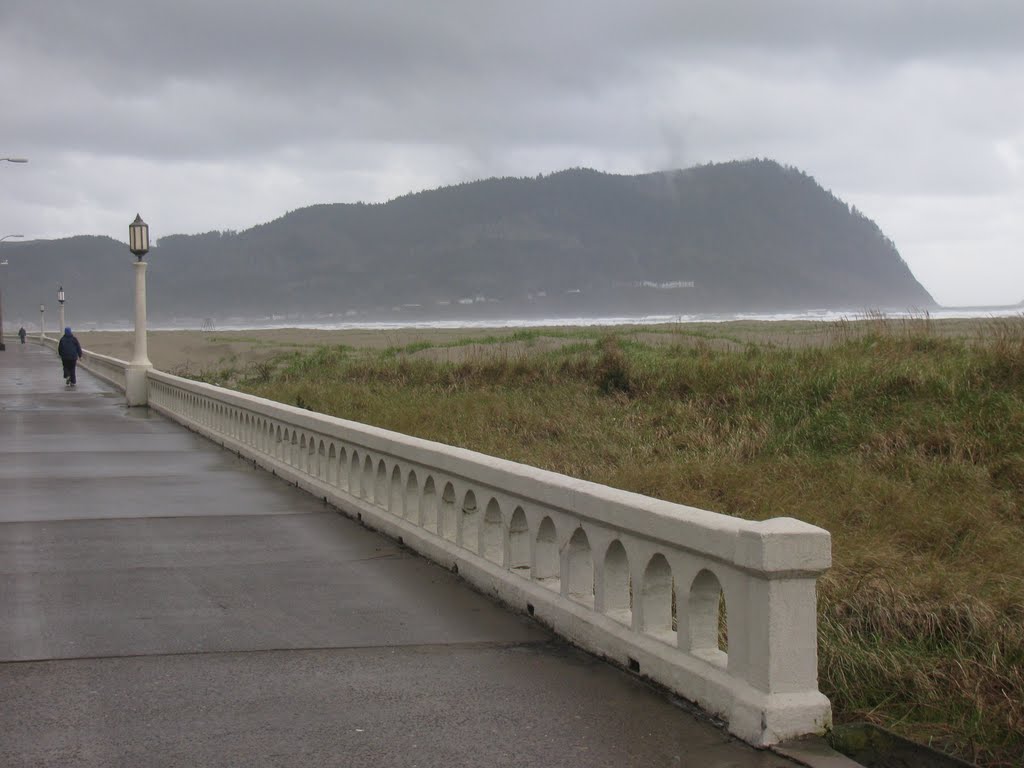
[727,519,832,742]
[125,260,152,406]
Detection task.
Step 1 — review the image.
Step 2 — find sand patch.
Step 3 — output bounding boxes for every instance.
[72,317,1012,374]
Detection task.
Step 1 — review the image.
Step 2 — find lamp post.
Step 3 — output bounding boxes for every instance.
[126,214,152,406]
[0,234,23,351]
[39,304,45,341]
[58,285,66,335]
[1,155,27,346]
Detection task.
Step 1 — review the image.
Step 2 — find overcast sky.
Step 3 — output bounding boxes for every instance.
[2,1,1022,306]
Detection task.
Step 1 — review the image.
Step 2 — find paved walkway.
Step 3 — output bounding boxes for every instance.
[0,342,800,767]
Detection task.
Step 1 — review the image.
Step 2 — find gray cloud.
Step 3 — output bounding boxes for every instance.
[1,1,1022,304]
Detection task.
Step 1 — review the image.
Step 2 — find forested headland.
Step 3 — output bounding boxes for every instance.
[1,160,933,325]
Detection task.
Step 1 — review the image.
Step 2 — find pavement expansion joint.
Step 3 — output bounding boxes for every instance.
[0,638,557,666]
[0,510,342,527]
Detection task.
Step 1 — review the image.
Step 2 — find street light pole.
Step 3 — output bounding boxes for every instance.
[58,285,66,335]
[1,153,28,345]
[126,214,152,406]
[0,234,24,351]
[39,304,45,341]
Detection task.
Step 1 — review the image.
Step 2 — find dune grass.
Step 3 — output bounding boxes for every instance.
[191,316,1024,766]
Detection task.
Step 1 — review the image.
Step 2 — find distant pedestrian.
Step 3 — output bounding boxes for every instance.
[57,327,83,388]
[18,326,26,344]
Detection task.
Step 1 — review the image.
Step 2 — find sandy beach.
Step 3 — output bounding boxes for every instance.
[73,327,570,373]
[66,316,1010,374]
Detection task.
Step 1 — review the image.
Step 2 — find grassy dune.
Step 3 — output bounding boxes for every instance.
[189,316,1024,767]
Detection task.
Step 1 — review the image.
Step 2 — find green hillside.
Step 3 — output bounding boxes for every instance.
[0,160,934,325]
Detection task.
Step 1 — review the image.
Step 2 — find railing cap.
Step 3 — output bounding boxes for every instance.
[735,517,831,574]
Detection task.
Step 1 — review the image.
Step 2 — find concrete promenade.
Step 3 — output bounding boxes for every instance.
[0,343,804,767]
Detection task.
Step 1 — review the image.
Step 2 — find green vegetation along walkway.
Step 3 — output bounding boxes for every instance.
[0,342,811,767]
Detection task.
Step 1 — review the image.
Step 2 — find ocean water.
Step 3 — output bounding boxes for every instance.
[141,306,1023,333]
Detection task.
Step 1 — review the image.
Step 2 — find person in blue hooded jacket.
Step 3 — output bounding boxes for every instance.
[57,327,83,388]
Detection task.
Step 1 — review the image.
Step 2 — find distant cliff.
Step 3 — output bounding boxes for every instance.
[0,160,935,325]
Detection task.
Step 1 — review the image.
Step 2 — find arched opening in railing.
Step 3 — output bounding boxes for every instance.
[482,499,503,565]
[390,465,403,516]
[440,483,457,542]
[275,425,283,460]
[327,444,338,485]
[348,451,360,495]
[687,569,728,666]
[602,540,632,625]
[535,517,560,591]
[304,435,314,474]
[566,527,594,606]
[404,470,419,523]
[337,446,348,489]
[361,455,373,500]
[299,433,308,472]
[460,490,479,553]
[374,460,387,507]
[290,431,299,468]
[421,476,438,533]
[509,507,530,576]
[641,554,675,644]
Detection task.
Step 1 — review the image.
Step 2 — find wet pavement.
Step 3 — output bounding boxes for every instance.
[0,342,800,767]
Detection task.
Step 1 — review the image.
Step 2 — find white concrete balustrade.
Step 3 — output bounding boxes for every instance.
[35,340,834,745]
